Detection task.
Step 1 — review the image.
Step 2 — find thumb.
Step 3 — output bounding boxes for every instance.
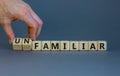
[2,22,15,44]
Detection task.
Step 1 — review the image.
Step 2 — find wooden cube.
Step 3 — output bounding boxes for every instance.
[88,41,98,51]
[60,41,70,51]
[22,38,32,50]
[98,41,107,51]
[79,41,89,51]
[51,41,60,51]
[12,38,23,50]
[42,41,51,50]
[32,41,42,51]
[70,41,79,51]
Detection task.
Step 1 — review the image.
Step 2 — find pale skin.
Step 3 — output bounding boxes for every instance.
[0,0,43,44]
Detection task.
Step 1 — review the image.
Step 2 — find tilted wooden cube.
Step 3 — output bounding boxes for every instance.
[12,38,23,50]
[22,38,32,50]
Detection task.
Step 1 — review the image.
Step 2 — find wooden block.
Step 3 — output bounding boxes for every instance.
[98,41,107,51]
[88,41,98,51]
[60,41,70,51]
[42,41,51,50]
[51,41,60,51]
[12,38,23,50]
[70,41,79,51]
[79,41,89,51]
[22,38,32,50]
[32,41,42,51]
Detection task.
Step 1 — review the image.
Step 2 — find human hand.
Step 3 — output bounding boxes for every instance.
[0,0,43,44]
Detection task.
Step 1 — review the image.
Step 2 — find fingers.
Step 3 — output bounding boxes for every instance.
[1,21,15,44]
[18,7,43,40]
[19,13,38,41]
[30,10,43,37]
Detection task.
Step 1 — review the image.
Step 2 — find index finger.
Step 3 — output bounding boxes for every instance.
[19,14,38,41]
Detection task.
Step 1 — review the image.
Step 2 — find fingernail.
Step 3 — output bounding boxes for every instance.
[29,35,36,41]
[9,39,12,45]
[32,38,36,41]
[9,38,14,45]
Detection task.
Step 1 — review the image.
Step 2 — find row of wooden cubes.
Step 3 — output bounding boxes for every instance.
[12,38,107,51]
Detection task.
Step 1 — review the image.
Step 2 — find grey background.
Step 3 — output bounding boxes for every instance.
[0,0,120,76]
